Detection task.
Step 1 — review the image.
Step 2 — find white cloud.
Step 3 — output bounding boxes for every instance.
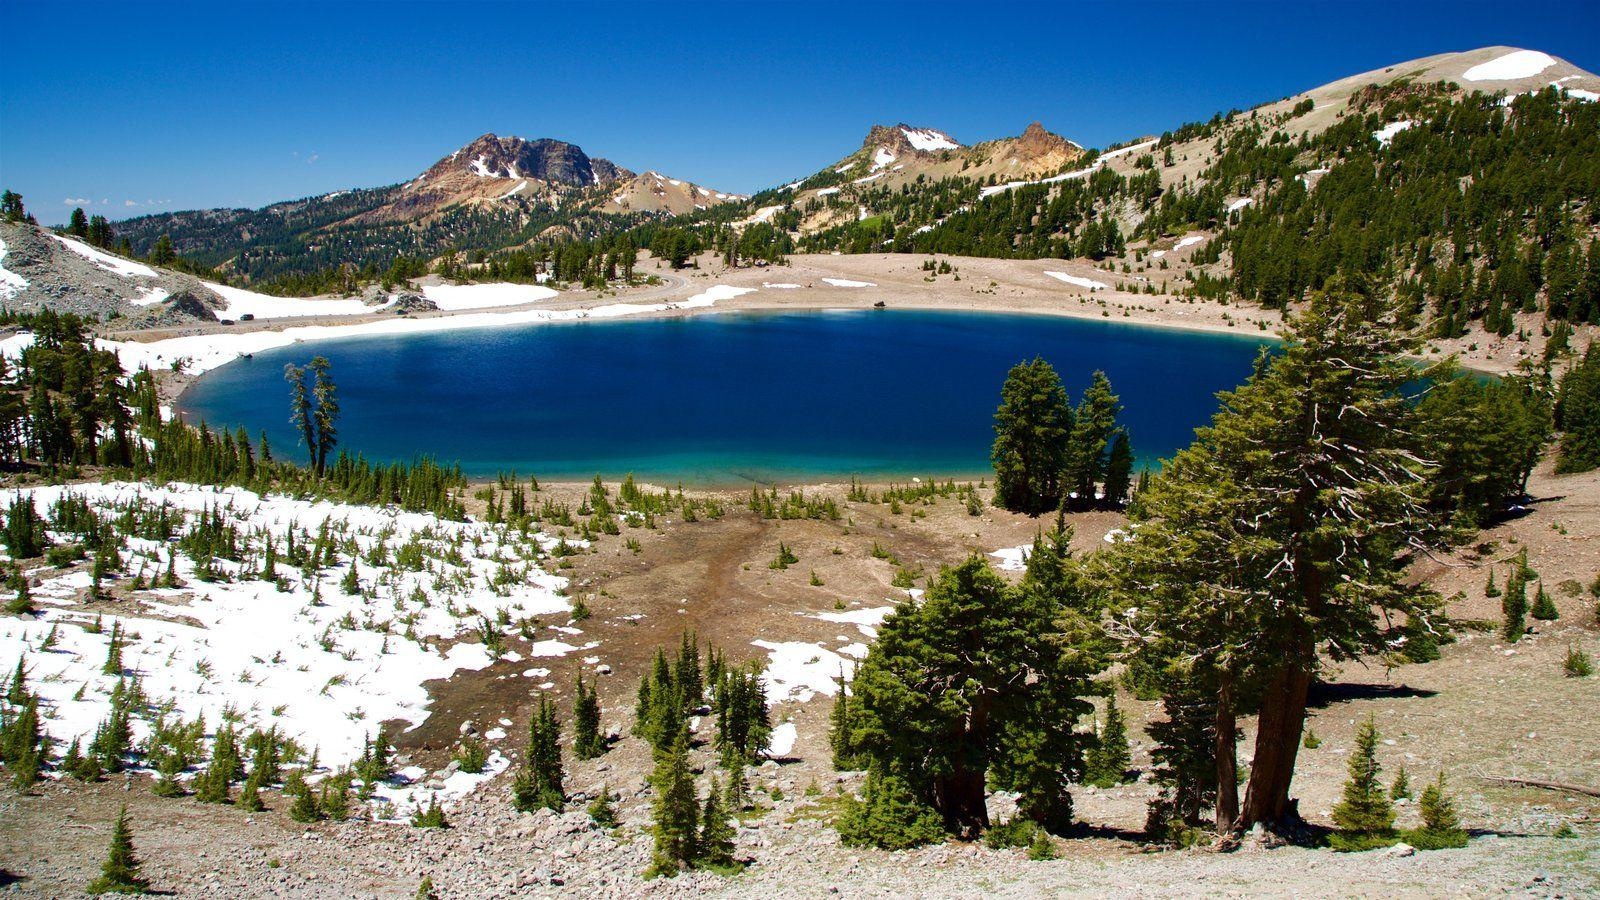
[63,197,89,205]
[123,200,139,207]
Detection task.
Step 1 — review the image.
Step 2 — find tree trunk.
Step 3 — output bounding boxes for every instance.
[933,767,990,838]
[1238,664,1311,832]
[1214,671,1239,833]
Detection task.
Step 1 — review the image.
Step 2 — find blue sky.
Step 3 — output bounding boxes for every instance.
[2,0,1596,225]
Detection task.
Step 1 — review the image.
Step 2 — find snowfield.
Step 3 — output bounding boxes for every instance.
[821,278,876,288]
[751,640,855,704]
[0,481,579,771]
[0,284,759,378]
[902,128,959,152]
[48,233,158,279]
[1044,272,1109,291]
[419,282,559,310]
[206,282,384,320]
[1373,120,1415,146]
[1462,49,1557,82]
[0,237,29,300]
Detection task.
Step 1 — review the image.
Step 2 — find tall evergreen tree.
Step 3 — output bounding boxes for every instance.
[572,672,604,760]
[1094,284,1446,834]
[646,732,699,878]
[513,695,564,811]
[848,556,1098,835]
[991,359,1073,514]
[1330,718,1397,850]
[1063,371,1122,509]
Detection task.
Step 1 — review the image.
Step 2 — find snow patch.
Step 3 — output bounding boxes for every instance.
[1372,120,1414,147]
[0,482,575,768]
[902,128,958,152]
[48,234,158,279]
[989,545,1032,572]
[766,722,797,757]
[0,238,30,300]
[206,282,381,320]
[420,282,559,311]
[821,278,875,288]
[131,287,170,307]
[752,640,852,703]
[1044,271,1109,291]
[1462,50,1557,82]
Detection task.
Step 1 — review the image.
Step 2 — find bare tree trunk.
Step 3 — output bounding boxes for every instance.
[933,767,991,839]
[1238,664,1311,831]
[1214,671,1239,833]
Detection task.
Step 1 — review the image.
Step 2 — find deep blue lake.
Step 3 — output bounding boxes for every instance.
[176,309,1274,484]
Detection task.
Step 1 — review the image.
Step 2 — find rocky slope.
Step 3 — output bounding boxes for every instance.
[0,219,225,324]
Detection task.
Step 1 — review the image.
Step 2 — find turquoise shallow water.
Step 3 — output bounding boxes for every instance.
[176,309,1275,485]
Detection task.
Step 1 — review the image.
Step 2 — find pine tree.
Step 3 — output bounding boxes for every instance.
[991,358,1073,514]
[646,732,700,877]
[1063,371,1122,510]
[1084,696,1132,788]
[849,556,1096,836]
[3,697,44,789]
[697,777,737,870]
[836,766,947,850]
[513,695,563,812]
[587,785,618,828]
[1502,567,1529,641]
[573,673,604,760]
[411,796,448,828]
[1562,643,1593,678]
[286,771,323,822]
[828,668,865,770]
[1484,568,1500,597]
[1101,429,1134,507]
[1330,719,1398,851]
[1390,766,1412,800]
[723,765,750,812]
[1099,286,1447,834]
[86,807,148,895]
[237,768,265,812]
[1530,581,1559,620]
[1408,772,1468,849]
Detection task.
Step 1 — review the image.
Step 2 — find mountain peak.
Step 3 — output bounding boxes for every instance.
[421,134,631,186]
[861,124,962,155]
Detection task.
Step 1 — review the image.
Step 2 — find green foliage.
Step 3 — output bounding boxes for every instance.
[846,556,1097,835]
[1084,696,1133,788]
[1502,562,1529,642]
[991,359,1073,514]
[1097,286,1447,831]
[1530,581,1560,621]
[646,732,699,878]
[1329,719,1397,850]
[1563,643,1593,678]
[452,736,488,774]
[411,796,448,828]
[1416,368,1553,525]
[713,660,770,768]
[512,695,564,812]
[768,542,798,570]
[1405,772,1468,850]
[836,767,947,850]
[587,786,618,829]
[698,778,738,870]
[86,807,148,895]
[1555,344,1600,473]
[1027,826,1059,860]
[572,672,605,760]
[1390,766,1411,801]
